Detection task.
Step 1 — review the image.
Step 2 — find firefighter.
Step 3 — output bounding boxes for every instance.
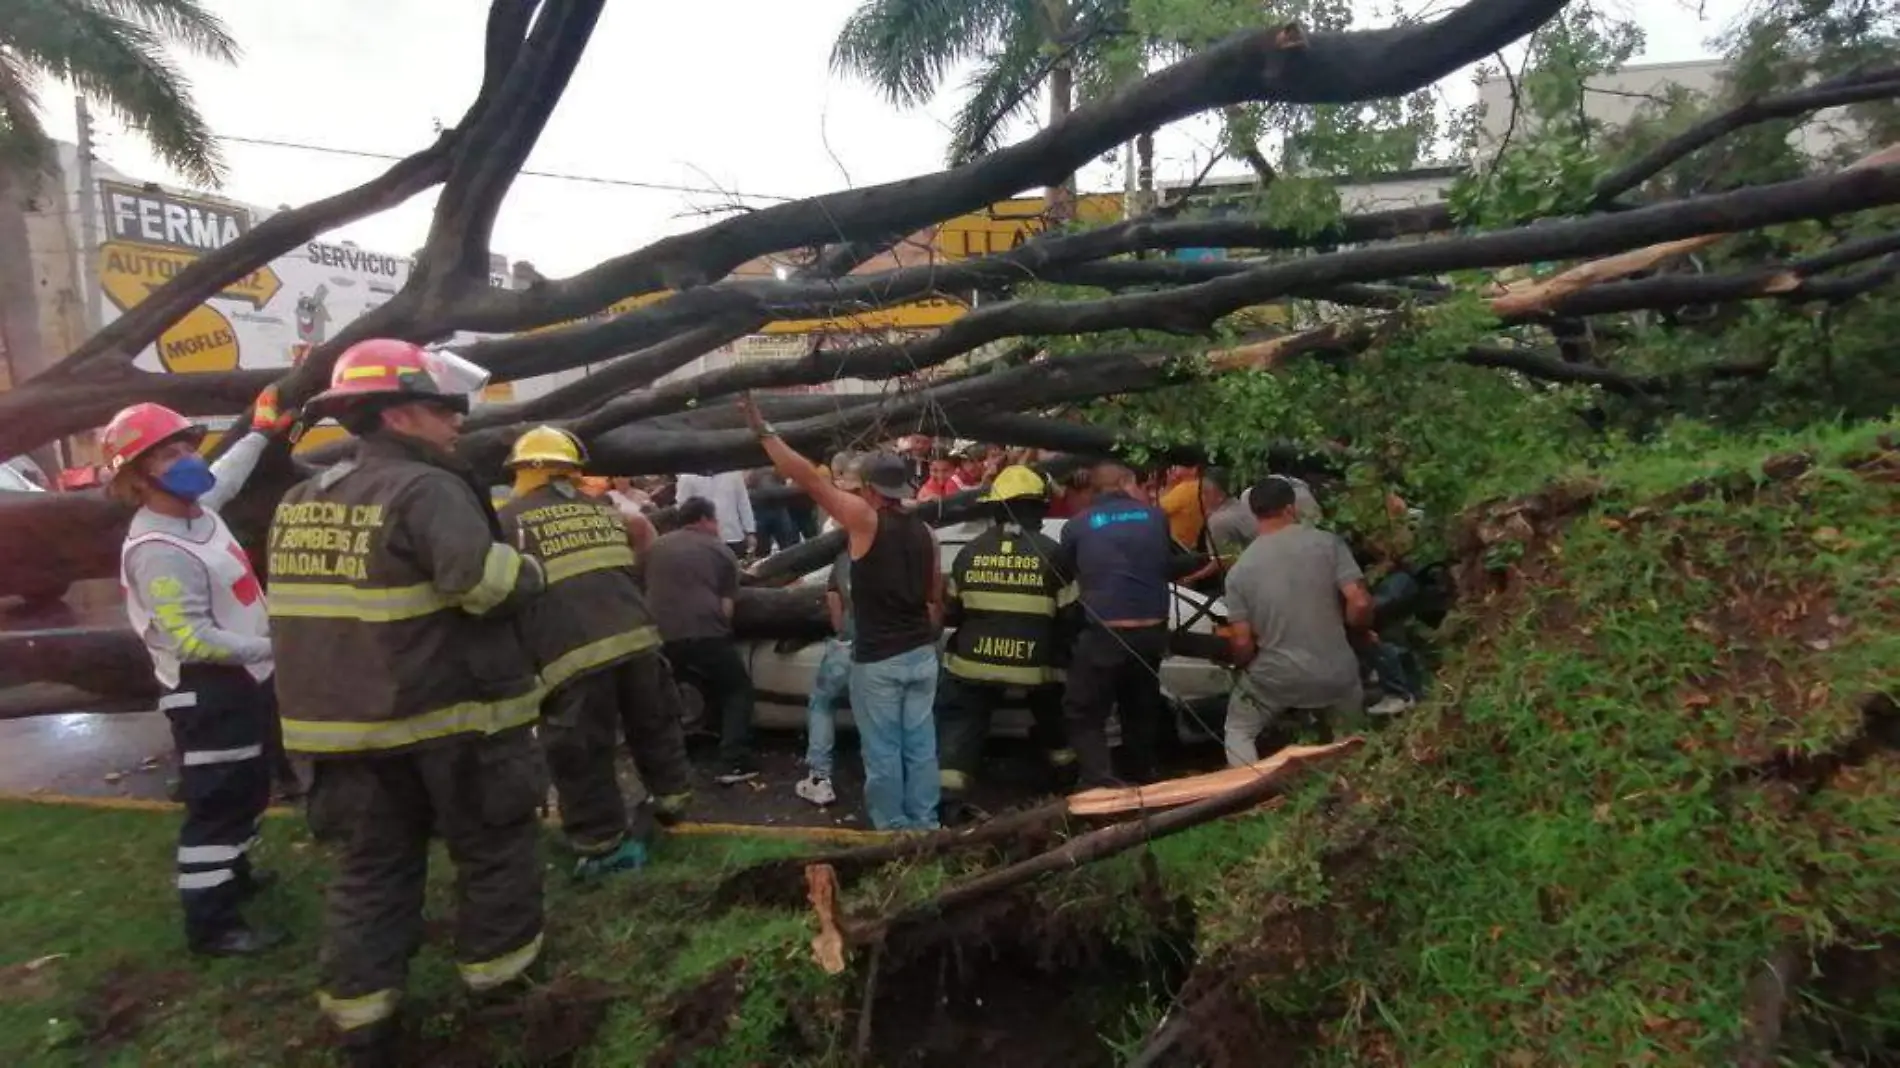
[497,425,694,878]
[104,389,294,957]
[266,339,547,1067]
[936,465,1077,816]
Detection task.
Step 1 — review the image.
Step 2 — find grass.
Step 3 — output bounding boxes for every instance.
[0,803,826,1066]
[1141,421,1900,1064]
[3,425,1896,1066]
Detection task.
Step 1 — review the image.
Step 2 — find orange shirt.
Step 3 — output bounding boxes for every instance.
[1160,478,1205,548]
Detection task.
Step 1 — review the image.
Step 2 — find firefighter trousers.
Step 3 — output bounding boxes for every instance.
[164,665,273,946]
[304,728,545,1037]
[935,673,1067,796]
[542,651,693,855]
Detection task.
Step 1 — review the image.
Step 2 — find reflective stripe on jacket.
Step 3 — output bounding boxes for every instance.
[266,432,544,755]
[499,482,659,689]
[944,523,1073,686]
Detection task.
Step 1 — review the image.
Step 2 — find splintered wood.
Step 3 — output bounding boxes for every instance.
[798,740,1363,972]
[806,864,847,975]
[1065,739,1362,816]
[1490,140,1900,317]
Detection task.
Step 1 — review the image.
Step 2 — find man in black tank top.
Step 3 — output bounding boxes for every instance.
[741,397,944,830]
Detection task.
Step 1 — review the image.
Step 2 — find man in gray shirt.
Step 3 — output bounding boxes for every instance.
[1221,476,1374,764]
[644,497,758,783]
[1184,468,1323,588]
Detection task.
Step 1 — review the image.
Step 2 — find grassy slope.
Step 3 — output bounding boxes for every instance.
[1154,422,1900,1064]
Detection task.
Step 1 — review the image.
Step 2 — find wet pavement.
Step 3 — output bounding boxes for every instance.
[0,582,179,800]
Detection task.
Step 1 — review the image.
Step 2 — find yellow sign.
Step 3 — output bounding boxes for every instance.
[98,240,287,374]
[150,305,239,373]
[760,295,969,334]
[530,192,1125,338]
[99,242,284,311]
[527,290,963,337]
[933,193,1122,259]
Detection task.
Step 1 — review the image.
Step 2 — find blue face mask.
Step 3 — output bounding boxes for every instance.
[156,455,217,502]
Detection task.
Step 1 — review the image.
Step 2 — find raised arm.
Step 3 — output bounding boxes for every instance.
[203,386,297,512]
[737,393,877,555]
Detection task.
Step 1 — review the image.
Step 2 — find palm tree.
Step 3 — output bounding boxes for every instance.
[0,0,234,444]
[0,0,239,187]
[831,0,1106,171]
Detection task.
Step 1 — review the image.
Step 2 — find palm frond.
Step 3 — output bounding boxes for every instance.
[830,0,1020,107]
[83,0,239,62]
[947,17,1051,165]
[1,0,225,185]
[0,48,55,175]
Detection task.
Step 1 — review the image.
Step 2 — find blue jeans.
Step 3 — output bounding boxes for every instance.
[849,643,941,831]
[805,639,852,779]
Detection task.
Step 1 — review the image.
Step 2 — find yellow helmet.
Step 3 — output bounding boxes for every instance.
[506,425,587,469]
[981,464,1049,503]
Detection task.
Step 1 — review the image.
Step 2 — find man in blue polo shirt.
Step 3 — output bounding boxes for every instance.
[1057,461,1200,786]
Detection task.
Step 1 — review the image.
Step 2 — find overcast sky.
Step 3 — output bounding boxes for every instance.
[37,0,1747,278]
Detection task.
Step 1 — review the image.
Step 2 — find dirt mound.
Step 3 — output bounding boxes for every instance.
[417,976,619,1068]
[77,965,195,1049]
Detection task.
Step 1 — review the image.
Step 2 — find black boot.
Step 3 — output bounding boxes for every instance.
[190,922,288,958]
[342,1020,401,1068]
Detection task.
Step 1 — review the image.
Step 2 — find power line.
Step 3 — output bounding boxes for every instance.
[216,133,799,202]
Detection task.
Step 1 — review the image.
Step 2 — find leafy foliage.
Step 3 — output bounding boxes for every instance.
[1077,3,1900,565]
[0,0,236,186]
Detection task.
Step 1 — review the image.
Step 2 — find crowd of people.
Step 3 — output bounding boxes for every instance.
[99,337,1422,1066]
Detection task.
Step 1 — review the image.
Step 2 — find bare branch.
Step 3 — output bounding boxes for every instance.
[447,0,1572,334]
[519,163,1900,429]
[1594,70,1900,205]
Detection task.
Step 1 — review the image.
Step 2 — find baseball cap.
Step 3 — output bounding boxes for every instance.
[860,453,915,500]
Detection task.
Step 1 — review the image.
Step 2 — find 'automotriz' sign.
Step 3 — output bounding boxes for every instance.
[102,181,249,252]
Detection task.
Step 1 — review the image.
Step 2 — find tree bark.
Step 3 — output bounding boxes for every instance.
[445,0,1571,335]
[845,741,1359,950]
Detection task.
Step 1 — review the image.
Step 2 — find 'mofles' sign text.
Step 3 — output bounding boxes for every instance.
[103,181,249,253]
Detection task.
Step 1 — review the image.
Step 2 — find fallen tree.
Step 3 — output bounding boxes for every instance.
[2,0,1898,721]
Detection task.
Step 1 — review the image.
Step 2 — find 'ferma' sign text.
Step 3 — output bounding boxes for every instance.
[102,181,249,253]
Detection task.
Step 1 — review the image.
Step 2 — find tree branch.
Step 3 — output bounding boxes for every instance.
[444,0,1570,334]
[1593,70,1900,205]
[418,0,605,286]
[1457,344,1776,395]
[497,164,1900,433]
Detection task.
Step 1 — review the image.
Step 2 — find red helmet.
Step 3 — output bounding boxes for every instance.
[100,403,204,477]
[306,339,490,419]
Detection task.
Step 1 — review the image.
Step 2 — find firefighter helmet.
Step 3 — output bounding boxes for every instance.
[305,339,490,418]
[505,425,588,469]
[99,403,204,477]
[981,465,1050,503]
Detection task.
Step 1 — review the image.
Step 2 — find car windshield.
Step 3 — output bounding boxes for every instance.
[0,464,42,492]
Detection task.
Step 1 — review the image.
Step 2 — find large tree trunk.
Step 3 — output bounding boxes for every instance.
[0,165,61,477]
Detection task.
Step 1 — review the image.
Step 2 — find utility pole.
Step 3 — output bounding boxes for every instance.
[75,95,104,333]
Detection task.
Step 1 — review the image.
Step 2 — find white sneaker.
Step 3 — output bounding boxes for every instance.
[1368,694,1416,717]
[795,774,836,806]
